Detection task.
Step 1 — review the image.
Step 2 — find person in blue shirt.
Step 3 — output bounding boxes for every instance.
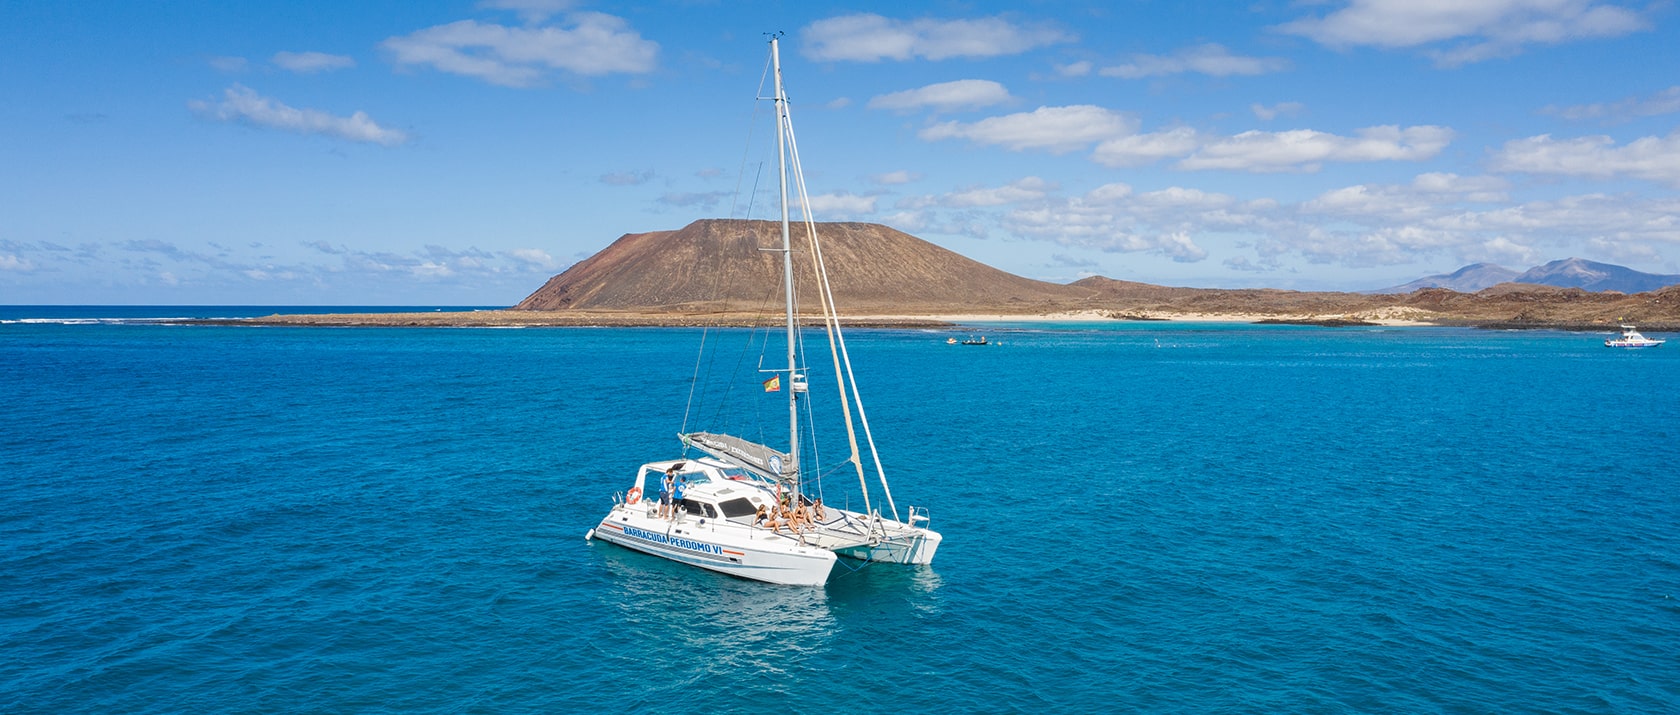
[658,468,675,519]
[671,475,688,519]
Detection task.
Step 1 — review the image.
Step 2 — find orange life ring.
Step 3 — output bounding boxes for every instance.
[626,487,642,505]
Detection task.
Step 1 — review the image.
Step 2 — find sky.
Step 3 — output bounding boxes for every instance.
[3,0,1679,305]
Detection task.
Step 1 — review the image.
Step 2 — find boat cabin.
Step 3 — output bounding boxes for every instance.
[630,457,780,524]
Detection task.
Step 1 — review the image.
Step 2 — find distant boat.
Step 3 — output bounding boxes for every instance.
[946,337,957,344]
[960,336,989,345]
[1605,325,1665,348]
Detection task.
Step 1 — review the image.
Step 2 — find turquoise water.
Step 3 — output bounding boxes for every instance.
[3,309,1677,713]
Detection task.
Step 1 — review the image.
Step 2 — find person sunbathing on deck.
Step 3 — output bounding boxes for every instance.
[759,504,784,532]
[769,506,796,533]
[785,503,809,533]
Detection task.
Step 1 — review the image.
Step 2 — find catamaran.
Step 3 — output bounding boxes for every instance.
[585,37,941,586]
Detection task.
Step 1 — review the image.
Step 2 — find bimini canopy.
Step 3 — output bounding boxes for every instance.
[681,432,794,482]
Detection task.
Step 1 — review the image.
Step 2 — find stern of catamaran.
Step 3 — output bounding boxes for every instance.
[835,523,941,565]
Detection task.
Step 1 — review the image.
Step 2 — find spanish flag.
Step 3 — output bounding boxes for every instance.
[763,376,781,392]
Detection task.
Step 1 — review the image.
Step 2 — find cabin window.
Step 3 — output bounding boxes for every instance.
[680,500,717,518]
[717,497,757,519]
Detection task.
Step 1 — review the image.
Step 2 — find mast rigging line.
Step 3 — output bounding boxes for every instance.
[777,75,903,524]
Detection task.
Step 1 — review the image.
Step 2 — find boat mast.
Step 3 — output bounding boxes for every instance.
[771,36,799,497]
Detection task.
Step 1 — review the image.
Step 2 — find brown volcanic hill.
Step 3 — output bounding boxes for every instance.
[515,219,1092,313]
[508,218,1680,330]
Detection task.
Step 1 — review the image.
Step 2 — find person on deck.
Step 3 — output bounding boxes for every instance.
[784,502,806,533]
[658,468,675,519]
[671,475,688,519]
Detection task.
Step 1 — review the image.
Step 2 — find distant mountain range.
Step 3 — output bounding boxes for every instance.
[1378,258,1680,294]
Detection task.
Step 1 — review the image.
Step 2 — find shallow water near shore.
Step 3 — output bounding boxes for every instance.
[3,309,1677,713]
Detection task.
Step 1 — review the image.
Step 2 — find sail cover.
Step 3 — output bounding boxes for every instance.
[682,432,795,481]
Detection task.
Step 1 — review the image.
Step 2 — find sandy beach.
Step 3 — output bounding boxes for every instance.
[873,306,1437,327]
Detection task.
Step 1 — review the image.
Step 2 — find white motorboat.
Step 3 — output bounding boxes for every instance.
[587,37,941,586]
[1604,325,1665,348]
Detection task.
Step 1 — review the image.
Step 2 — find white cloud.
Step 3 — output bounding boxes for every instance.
[801,192,878,215]
[1177,125,1454,172]
[1587,235,1662,265]
[890,170,1680,273]
[1252,102,1305,121]
[1478,236,1541,265]
[1410,172,1510,200]
[412,261,453,278]
[1134,187,1237,210]
[868,79,1013,112]
[272,51,356,73]
[382,13,657,87]
[1004,198,1214,263]
[1489,130,1680,185]
[189,84,409,146]
[995,182,1234,263]
[1277,0,1649,67]
[942,177,1055,207]
[1542,86,1680,122]
[4,236,568,302]
[878,210,931,232]
[1099,43,1289,79]
[1086,183,1134,203]
[800,14,1070,62]
[1055,60,1093,77]
[1091,128,1202,167]
[1282,177,1680,266]
[921,104,1453,172]
[1302,173,1510,221]
[505,248,559,269]
[0,253,35,272]
[1157,232,1210,262]
[920,105,1136,153]
[872,170,922,185]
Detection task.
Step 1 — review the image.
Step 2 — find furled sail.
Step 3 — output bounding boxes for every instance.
[681,432,795,482]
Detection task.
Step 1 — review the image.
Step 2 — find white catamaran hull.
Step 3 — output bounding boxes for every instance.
[835,530,941,565]
[802,506,942,565]
[590,504,836,586]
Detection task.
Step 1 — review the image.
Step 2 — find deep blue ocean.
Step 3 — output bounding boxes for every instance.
[3,306,1677,713]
